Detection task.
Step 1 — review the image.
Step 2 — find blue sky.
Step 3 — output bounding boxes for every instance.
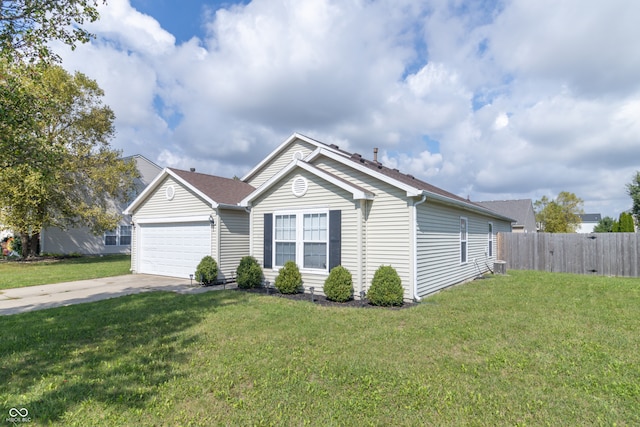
[56,0,640,218]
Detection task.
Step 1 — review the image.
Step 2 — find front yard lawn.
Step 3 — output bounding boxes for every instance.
[1,270,639,425]
[0,255,131,290]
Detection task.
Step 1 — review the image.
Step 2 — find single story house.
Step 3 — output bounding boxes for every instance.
[476,199,538,233]
[124,167,255,280]
[125,133,513,300]
[239,134,514,300]
[40,155,162,255]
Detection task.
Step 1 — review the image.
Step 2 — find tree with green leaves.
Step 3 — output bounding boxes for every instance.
[1,0,104,63]
[534,192,584,233]
[0,63,137,257]
[627,171,640,228]
[593,216,615,232]
[616,212,635,232]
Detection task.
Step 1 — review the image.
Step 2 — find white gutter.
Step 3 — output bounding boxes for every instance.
[412,194,427,301]
[358,199,365,298]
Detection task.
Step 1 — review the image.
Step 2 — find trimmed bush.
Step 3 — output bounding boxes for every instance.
[275,261,302,294]
[195,256,218,285]
[324,265,353,302]
[236,256,263,289]
[367,265,404,306]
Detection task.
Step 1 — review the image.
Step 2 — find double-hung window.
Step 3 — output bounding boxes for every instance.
[460,217,468,264]
[273,210,328,271]
[104,225,132,246]
[104,229,118,246]
[303,213,327,269]
[275,214,296,266]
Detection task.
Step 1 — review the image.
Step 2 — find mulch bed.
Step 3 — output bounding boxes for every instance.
[232,286,417,310]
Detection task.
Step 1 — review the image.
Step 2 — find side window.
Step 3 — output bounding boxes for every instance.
[105,229,117,246]
[104,226,132,246]
[460,217,468,264]
[120,225,132,246]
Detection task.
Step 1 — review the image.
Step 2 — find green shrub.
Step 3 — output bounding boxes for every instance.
[195,255,218,285]
[367,265,404,306]
[275,261,302,294]
[323,265,353,302]
[236,256,263,289]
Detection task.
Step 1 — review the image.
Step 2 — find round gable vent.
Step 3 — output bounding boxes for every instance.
[292,176,308,197]
[292,150,304,161]
[166,185,175,201]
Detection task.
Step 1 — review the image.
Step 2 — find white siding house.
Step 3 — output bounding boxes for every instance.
[240,133,514,300]
[120,133,512,299]
[124,168,254,280]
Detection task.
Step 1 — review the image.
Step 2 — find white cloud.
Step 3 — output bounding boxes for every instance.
[54,0,640,218]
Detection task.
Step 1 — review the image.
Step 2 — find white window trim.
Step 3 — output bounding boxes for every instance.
[488,222,494,258]
[273,208,330,274]
[460,216,468,264]
[105,225,132,246]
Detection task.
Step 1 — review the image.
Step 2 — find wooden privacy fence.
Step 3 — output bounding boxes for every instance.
[497,232,640,277]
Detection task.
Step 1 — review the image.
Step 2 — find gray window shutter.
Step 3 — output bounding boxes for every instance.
[264,213,272,269]
[329,210,341,270]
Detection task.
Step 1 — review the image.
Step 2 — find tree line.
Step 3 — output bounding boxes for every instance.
[1,0,138,257]
[534,174,640,233]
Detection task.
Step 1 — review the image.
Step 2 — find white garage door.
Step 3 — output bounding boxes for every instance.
[138,222,211,278]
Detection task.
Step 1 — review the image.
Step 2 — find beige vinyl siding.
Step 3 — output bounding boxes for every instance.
[135,176,214,219]
[218,209,250,281]
[311,156,413,299]
[131,176,216,275]
[245,140,317,188]
[416,201,511,297]
[251,169,360,294]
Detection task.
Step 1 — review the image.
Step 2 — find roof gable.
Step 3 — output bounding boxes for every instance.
[241,133,349,183]
[240,159,374,206]
[125,168,255,214]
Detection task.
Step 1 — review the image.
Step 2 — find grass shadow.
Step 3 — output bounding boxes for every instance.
[0,289,246,422]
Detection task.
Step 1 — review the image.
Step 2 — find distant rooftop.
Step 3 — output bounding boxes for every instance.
[579,213,602,222]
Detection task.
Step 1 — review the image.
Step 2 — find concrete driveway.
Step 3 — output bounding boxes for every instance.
[0,275,235,316]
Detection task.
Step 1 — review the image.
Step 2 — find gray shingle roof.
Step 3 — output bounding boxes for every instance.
[579,213,602,222]
[476,199,535,228]
[169,168,255,205]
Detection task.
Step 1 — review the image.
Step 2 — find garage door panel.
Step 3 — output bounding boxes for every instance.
[139,222,211,278]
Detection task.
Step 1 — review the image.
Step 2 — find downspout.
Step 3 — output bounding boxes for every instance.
[358,200,365,298]
[413,194,427,301]
[245,206,253,257]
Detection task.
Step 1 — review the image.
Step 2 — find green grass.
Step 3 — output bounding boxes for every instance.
[1,270,639,425]
[0,255,131,290]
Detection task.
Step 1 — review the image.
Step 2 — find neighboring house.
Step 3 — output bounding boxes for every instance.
[40,155,162,255]
[476,199,538,233]
[239,133,514,300]
[577,213,602,233]
[124,168,255,280]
